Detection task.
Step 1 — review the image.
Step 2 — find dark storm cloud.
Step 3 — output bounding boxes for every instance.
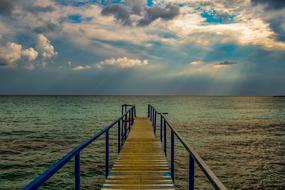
[101,4,131,25]
[216,61,237,65]
[0,60,7,66]
[0,0,14,16]
[0,0,58,34]
[26,5,55,14]
[138,5,179,26]
[33,21,62,33]
[0,0,55,17]
[100,3,180,26]
[252,0,285,10]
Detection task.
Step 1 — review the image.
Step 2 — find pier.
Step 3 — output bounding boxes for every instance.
[102,117,174,189]
[23,104,227,190]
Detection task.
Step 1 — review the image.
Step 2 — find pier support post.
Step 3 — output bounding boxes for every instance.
[160,116,163,142]
[121,120,124,146]
[124,114,127,141]
[164,121,167,156]
[118,121,121,153]
[105,130,109,178]
[171,129,175,181]
[189,154,195,190]
[154,111,157,135]
[75,153,80,190]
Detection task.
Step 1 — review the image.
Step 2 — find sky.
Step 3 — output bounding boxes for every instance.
[0,0,285,95]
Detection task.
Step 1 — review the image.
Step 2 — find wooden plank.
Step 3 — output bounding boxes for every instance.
[102,117,175,190]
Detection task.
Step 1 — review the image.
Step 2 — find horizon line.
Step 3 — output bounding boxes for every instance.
[0,94,284,97]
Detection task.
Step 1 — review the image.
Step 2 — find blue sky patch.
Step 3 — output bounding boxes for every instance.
[68,14,93,23]
[201,9,236,24]
[174,2,191,7]
[147,0,154,7]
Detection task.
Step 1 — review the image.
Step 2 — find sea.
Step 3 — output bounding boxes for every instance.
[0,96,284,190]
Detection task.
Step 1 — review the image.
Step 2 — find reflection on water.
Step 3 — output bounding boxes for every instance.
[0,96,284,189]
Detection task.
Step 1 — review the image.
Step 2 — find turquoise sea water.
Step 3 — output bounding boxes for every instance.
[0,96,284,189]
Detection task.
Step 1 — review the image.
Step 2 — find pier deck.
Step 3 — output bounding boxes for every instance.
[102,117,175,190]
[23,105,226,190]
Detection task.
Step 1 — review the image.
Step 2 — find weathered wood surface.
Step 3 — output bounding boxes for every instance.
[102,117,175,190]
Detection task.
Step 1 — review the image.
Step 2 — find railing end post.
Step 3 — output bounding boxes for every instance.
[75,153,80,190]
[105,130,109,178]
[189,154,195,190]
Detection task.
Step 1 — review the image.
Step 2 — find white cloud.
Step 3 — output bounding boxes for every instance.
[161,4,285,50]
[0,42,38,67]
[96,57,149,69]
[1,0,284,69]
[190,60,204,65]
[22,48,38,61]
[176,60,240,79]
[72,65,91,71]
[0,42,22,66]
[71,57,149,71]
[37,34,57,59]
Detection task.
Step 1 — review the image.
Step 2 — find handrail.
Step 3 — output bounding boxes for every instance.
[148,104,227,190]
[23,104,136,190]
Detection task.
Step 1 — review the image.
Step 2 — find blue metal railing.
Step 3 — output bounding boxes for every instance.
[23,104,136,190]
[148,104,227,190]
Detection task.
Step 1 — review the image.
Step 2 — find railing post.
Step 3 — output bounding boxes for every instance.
[121,119,124,146]
[154,111,156,135]
[131,108,133,125]
[118,121,121,153]
[148,105,150,117]
[128,111,131,130]
[151,108,154,126]
[160,115,163,142]
[124,113,127,141]
[132,107,134,125]
[164,121,167,156]
[171,129,174,181]
[189,154,195,190]
[75,153,80,190]
[105,130,109,178]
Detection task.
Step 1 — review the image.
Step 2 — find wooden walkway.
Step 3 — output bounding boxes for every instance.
[102,117,175,190]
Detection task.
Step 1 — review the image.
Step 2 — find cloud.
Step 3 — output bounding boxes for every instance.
[138,5,180,26]
[0,0,55,17]
[181,60,239,75]
[71,57,149,72]
[33,21,62,33]
[101,4,131,25]
[164,8,285,50]
[216,61,237,65]
[0,42,38,67]
[0,42,22,66]
[100,3,180,26]
[96,57,149,69]
[251,0,285,10]
[0,0,14,16]
[22,48,39,61]
[26,5,55,14]
[36,34,57,59]
[72,65,91,71]
[125,0,145,15]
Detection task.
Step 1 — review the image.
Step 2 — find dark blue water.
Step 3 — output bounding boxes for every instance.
[0,96,284,189]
